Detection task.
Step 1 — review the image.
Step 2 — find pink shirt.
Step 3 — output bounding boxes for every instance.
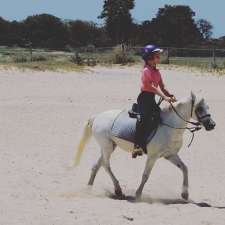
[140,65,164,93]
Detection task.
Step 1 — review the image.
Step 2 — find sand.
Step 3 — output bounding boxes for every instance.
[0,66,224,225]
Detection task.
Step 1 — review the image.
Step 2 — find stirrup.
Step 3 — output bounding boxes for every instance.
[132,147,144,158]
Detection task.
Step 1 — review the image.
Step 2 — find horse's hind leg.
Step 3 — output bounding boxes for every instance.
[101,143,123,197]
[103,161,123,197]
[88,155,103,186]
[166,154,189,200]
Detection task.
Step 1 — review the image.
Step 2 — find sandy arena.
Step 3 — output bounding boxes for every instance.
[0,66,224,225]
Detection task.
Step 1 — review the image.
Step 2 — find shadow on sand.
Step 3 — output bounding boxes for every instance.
[107,192,225,209]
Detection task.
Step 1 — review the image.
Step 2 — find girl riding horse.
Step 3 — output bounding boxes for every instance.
[133,45,177,158]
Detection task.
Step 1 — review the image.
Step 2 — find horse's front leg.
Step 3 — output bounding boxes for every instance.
[136,155,158,199]
[166,154,189,200]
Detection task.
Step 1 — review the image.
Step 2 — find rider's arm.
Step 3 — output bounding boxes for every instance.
[159,79,174,97]
[149,82,170,101]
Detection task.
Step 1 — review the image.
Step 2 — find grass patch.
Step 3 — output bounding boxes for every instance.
[0,48,84,71]
[0,60,85,72]
[0,47,225,74]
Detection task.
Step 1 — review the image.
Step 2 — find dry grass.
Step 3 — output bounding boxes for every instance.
[0,47,225,74]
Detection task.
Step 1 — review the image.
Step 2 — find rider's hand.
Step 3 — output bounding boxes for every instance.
[163,96,172,103]
[170,95,177,102]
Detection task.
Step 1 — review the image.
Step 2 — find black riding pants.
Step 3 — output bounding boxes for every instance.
[135,92,160,149]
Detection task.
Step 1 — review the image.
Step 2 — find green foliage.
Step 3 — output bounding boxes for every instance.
[197,19,213,40]
[23,14,68,49]
[0,3,222,49]
[99,0,135,44]
[149,5,202,47]
[67,20,109,47]
[0,17,24,46]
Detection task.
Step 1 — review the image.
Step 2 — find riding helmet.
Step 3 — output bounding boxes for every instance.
[142,45,163,62]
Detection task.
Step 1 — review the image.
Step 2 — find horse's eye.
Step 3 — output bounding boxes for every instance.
[197,106,204,113]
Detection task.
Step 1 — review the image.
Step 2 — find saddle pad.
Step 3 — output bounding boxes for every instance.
[111,110,157,144]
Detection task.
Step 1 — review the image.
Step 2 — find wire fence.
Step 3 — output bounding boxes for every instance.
[73,45,225,69]
[161,47,225,69]
[118,46,225,69]
[0,45,225,70]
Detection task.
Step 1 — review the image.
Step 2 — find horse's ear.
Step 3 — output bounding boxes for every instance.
[191,91,196,102]
[199,98,205,105]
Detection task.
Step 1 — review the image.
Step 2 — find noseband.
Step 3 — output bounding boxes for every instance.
[195,106,211,123]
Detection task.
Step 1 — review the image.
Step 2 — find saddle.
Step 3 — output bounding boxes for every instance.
[111,104,161,146]
[128,103,141,120]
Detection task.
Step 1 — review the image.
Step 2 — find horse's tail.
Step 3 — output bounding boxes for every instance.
[74,116,95,167]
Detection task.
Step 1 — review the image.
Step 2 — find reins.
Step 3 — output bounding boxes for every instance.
[169,102,201,127]
[159,97,202,148]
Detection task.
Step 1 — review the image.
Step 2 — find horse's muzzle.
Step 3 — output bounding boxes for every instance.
[203,119,216,131]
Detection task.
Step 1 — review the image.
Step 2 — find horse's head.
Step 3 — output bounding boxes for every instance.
[191,92,216,131]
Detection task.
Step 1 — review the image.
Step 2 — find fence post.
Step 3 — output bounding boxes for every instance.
[30,46,33,62]
[75,52,82,65]
[212,48,216,69]
[121,43,127,64]
[167,47,170,64]
[25,41,33,62]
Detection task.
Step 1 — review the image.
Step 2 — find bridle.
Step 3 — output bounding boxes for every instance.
[195,106,211,123]
[169,97,201,127]
[160,96,203,148]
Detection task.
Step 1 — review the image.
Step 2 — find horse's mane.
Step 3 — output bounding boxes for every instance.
[160,98,190,114]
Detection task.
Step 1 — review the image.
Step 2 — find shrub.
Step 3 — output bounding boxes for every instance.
[110,45,135,64]
[13,55,28,63]
[32,55,47,62]
[71,52,83,65]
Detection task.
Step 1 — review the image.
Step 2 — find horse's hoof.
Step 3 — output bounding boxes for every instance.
[115,189,124,198]
[181,192,189,200]
[135,193,142,201]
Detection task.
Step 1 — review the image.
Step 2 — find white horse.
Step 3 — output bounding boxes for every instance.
[74,92,215,200]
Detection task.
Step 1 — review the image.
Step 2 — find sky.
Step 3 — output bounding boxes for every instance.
[0,0,224,38]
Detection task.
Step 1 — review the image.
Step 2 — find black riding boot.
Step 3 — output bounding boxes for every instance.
[133,116,152,158]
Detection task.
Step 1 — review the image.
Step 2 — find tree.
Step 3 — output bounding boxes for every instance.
[68,20,110,47]
[148,5,202,47]
[138,21,155,45]
[23,14,68,49]
[0,17,10,45]
[99,0,135,44]
[197,19,213,40]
